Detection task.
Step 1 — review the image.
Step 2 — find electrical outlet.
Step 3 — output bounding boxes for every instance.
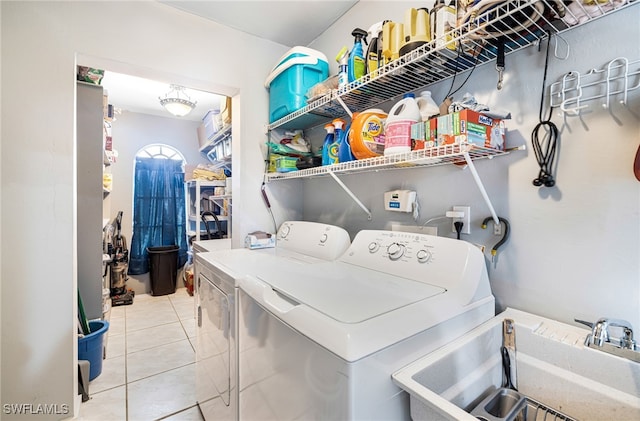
[451,206,471,234]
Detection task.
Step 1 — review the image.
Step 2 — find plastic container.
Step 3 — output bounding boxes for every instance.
[335,46,349,91]
[321,123,335,165]
[348,28,368,83]
[328,119,345,165]
[265,47,329,123]
[276,156,299,173]
[366,21,386,74]
[384,93,421,155]
[338,121,355,163]
[78,320,110,380]
[417,91,440,121]
[147,245,179,296]
[350,109,387,159]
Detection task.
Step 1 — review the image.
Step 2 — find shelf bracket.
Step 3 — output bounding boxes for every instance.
[327,170,372,220]
[335,95,353,118]
[463,152,499,226]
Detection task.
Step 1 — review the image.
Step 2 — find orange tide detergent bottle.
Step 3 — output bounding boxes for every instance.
[349,109,387,159]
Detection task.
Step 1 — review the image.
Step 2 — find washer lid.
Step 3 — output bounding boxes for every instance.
[254,261,445,324]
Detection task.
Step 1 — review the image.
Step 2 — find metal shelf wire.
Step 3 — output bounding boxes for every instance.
[265,143,507,181]
[268,0,636,131]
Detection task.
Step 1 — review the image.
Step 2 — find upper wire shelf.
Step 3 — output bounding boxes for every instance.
[268,0,636,131]
[265,143,507,181]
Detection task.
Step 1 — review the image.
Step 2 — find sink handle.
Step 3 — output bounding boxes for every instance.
[575,318,635,349]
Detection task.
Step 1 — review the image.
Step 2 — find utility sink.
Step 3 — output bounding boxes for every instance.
[392,308,640,421]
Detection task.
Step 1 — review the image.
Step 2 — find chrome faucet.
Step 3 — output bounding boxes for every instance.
[575,317,639,363]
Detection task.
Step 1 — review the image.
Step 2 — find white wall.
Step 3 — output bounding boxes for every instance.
[304,3,640,328]
[0,1,289,418]
[106,111,209,295]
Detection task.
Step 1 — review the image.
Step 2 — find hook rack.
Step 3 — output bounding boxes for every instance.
[550,57,640,115]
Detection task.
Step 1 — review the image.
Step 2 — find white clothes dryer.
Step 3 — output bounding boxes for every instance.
[236,230,495,420]
[194,221,351,421]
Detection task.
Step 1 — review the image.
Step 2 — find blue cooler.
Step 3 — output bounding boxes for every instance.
[265,47,329,123]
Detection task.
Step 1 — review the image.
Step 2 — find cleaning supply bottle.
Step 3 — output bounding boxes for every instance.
[328,118,345,164]
[384,93,420,156]
[335,46,349,91]
[321,123,335,166]
[348,28,368,83]
[349,109,387,159]
[338,118,355,163]
[417,91,440,121]
[366,21,386,75]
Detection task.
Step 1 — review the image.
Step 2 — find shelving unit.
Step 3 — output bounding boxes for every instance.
[199,124,232,169]
[264,0,636,221]
[185,179,230,242]
[268,0,635,131]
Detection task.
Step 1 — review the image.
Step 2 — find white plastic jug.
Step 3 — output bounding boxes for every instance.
[417,91,440,121]
[384,93,420,155]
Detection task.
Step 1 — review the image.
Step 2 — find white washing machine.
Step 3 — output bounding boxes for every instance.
[236,230,495,420]
[192,238,232,254]
[194,221,351,421]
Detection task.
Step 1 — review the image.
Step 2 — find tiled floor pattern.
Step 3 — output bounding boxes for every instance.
[79,289,204,421]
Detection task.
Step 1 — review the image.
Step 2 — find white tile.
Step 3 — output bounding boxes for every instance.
[181,317,196,339]
[127,364,196,421]
[89,354,126,394]
[126,297,173,315]
[126,339,195,382]
[105,333,125,359]
[173,301,196,320]
[78,384,126,421]
[169,289,195,304]
[163,405,204,420]
[125,307,179,332]
[107,315,126,336]
[126,321,187,354]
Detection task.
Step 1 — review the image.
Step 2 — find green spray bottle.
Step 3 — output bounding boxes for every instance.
[348,28,368,83]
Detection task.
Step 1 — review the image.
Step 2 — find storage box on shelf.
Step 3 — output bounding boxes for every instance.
[199,124,232,168]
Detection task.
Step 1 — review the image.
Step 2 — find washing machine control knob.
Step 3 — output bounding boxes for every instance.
[416,249,432,263]
[368,242,380,253]
[320,234,328,243]
[279,225,291,238]
[387,243,405,260]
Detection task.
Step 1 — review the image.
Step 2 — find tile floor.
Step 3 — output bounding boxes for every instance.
[79,289,204,421]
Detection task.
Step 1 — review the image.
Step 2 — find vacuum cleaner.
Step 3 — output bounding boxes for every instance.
[108,211,135,306]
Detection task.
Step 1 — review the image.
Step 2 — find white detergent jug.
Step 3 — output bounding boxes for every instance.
[384,93,420,155]
[417,91,440,121]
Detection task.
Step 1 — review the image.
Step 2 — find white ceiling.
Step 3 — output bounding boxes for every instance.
[102,1,358,122]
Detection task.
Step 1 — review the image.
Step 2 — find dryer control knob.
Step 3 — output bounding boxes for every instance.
[416,249,432,263]
[368,242,380,253]
[387,243,405,260]
[279,225,291,238]
[320,234,328,243]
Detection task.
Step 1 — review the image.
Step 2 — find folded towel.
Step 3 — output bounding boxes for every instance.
[562,0,628,26]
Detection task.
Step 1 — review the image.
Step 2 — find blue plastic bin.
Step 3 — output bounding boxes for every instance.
[78,320,109,380]
[265,46,329,123]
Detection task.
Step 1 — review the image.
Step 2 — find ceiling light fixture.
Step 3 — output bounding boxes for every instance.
[159,84,197,117]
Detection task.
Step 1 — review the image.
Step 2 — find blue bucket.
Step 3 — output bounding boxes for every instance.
[78,320,109,380]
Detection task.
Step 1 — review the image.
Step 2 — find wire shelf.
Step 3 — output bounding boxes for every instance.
[268,0,636,131]
[265,143,507,181]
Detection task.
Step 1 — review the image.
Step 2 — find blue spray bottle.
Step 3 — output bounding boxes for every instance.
[348,28,368,83]
[321,123,335,166]
[328,119,345,165]
[338,118,355,163]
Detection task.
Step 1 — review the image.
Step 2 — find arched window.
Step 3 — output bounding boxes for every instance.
[128,144,188,275]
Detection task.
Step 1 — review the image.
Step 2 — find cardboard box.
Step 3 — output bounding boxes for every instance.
[437,110,505,150]
[411,118,438,150]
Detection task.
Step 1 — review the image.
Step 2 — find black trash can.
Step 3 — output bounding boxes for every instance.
[147,245,179,296]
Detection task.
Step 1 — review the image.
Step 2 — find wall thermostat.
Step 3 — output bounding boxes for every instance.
[384,190,416,213]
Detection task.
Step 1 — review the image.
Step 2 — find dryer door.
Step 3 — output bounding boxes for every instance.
[196,272,231,408]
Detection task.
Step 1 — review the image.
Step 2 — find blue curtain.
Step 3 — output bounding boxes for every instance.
[128,158,188,275]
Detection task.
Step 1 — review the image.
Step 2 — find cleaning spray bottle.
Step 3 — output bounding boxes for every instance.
[335,46,349,91]
[348,28,368,83]
[366,21,386,75]
[328,118,345,165]
[321,123,335,166]
[338,117,355,163]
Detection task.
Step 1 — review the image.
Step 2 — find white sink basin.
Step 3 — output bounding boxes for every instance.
[392,308,640,421]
